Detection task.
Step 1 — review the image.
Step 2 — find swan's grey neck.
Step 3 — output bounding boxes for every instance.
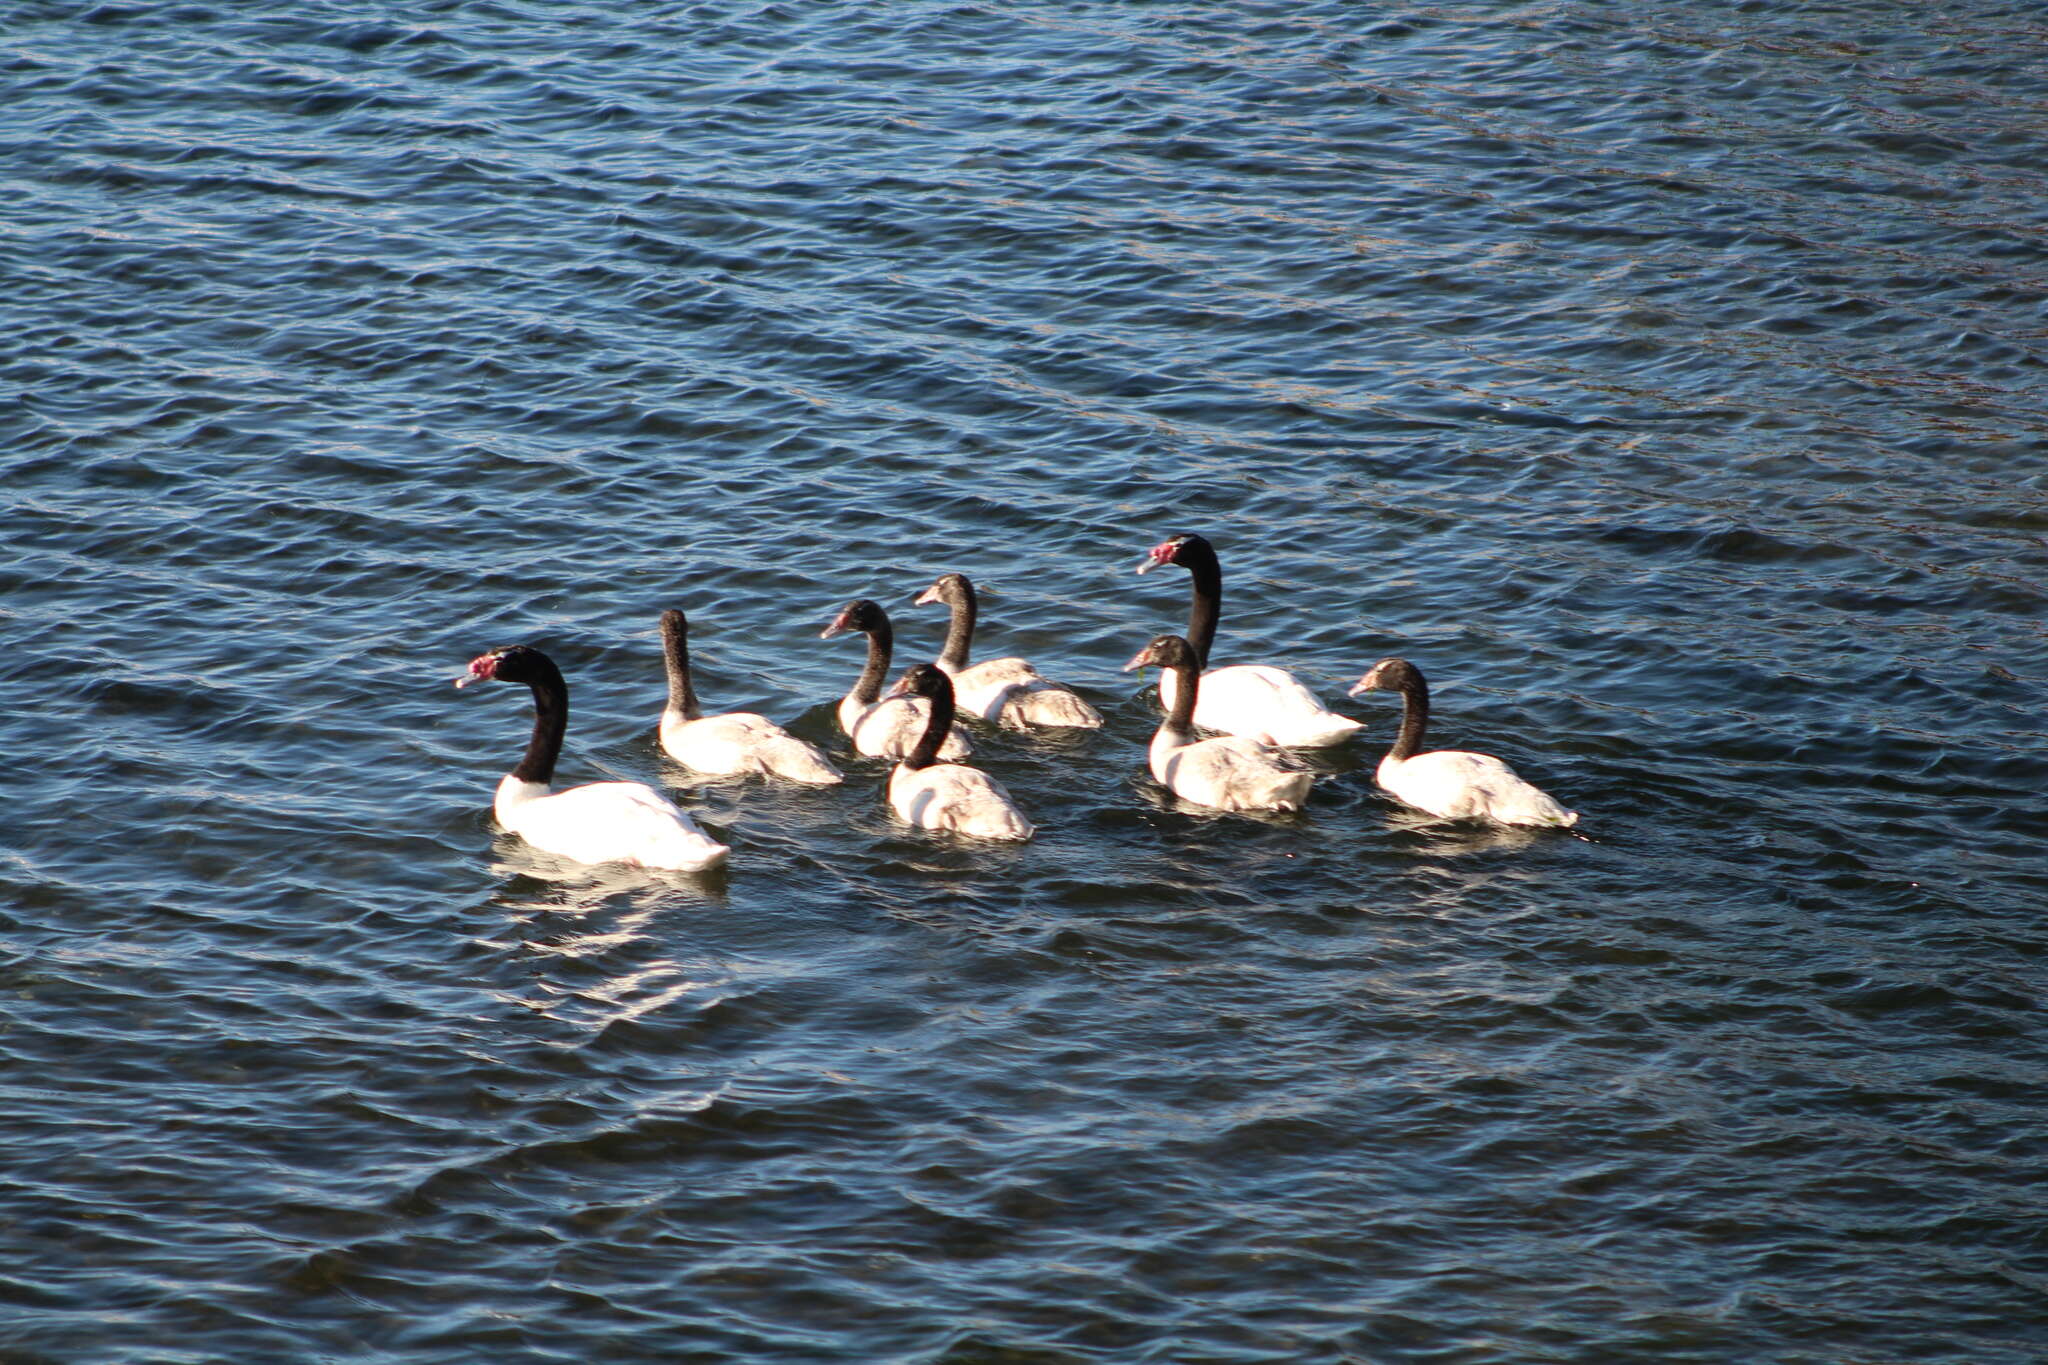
[850,619,893,705]
[904,679,955,771]
[1180,543,1222,669]
[661,613,701,721]
[937,582,977,672]
[514,657,568,786]
[1160,652,1199,742]
[1387,672,1428,762]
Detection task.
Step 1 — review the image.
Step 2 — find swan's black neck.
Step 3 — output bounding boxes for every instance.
[514,656,569,785]
[1160,652,1199,740]
[1387,672,1429,762]
[661,612,701,721]
[850,618,893,705]
[937,582,977,672]
[1179,541,1223,669]
[904,677,955,771]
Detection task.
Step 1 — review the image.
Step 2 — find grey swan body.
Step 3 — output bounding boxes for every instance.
[884,663,1034,840]
[1123,634,1313,812]
[914,572,1101,729]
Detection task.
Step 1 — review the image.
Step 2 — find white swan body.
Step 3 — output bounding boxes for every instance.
[885,663,1035,840]
[495,775,731,870]
[822,598,973,760]
[916,573,1103,729]
[1126,635,1313,813]
[1158,663,1361,748]
[459,644,729,872]
[656,609,842,784]
[1147,727,1313,813]
[838,692,973,761]
[1374,751,1577,827]
[1350,657,1578,828]
[1138,533,1359,748]
[662,710,842,784]
[888,762,1035,840]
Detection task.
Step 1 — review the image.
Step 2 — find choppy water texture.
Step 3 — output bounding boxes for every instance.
[5,1,2047,1360]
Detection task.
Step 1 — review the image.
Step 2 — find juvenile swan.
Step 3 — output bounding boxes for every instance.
[914,571,1102,728]
[1348,657,1578,827]
[1123,634,1313,812]
[884,663,1034,840]
[820,598,973,761]
[657,608,842,783]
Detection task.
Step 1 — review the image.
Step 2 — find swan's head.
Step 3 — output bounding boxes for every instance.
[1121,634,1198,674]
[886,661,953,702]
[1349,657,1422,697]
[913,572,973,609]
[456,644,548,688]
[660,607,689,637]
[1135,532,1211,575]
[821,598,887,639]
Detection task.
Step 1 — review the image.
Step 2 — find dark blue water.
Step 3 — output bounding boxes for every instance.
[5,2,2047,1360]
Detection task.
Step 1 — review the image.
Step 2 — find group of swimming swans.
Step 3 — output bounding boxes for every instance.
[456,533,1580,871]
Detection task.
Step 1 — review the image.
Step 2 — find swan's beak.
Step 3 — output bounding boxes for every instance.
[1120,647,1153,673]
[453,654,495,688]
[912,584,943,606]
[452,673,479,689]
[819,614,848,639]
[1135,541,1177,575]
[1346,675,1376,698]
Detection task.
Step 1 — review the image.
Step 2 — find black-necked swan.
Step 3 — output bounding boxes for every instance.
[819,598,973,761]
[1122,634,1314,813]
[884,663,1035,840]
[1348,657,1578,827]
[457,644,730,871]
[657,609,842,784]
[1136,532,1362,748]
[912,572,1103,729]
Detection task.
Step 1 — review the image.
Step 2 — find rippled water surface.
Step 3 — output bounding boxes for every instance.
[6,1,2047,1360]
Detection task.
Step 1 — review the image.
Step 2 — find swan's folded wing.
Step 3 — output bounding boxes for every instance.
[1168,664,1362,747]
[512,781,729,869]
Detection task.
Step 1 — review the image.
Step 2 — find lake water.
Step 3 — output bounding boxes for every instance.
[5,1,2046,1360]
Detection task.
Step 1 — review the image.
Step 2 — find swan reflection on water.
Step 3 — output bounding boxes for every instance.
[486,837,731,910]
[1379,811,1547,858]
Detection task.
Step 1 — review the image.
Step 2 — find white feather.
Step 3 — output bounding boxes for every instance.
[661,709,842,784]
[839,693,973,761]
[1160,663,1361,748]
[888,762,1035,840]
[493,775,730,871]
[1376,751,1578,828]
[939,656,1103,729]
[1148,728,1313,813]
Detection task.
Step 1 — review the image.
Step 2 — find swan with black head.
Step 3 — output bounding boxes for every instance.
[657,608,841,783]
[820,598,973,761]
[457,644,729,871]
[1136,532,1361,748]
